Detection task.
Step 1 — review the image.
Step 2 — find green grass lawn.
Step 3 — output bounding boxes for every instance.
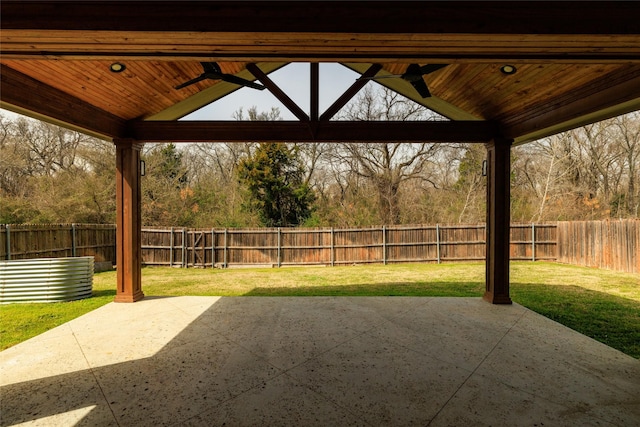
[1,262,639,358]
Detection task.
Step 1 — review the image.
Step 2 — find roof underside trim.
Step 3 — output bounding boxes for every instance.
[512,97,640,145]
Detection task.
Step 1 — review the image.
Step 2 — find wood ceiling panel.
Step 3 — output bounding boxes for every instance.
[496,64,633,122]
[428,63,634,122]
[0,60,257,119]
[0,64,127,139]
[503,66,640,128]
[3,58,637,129]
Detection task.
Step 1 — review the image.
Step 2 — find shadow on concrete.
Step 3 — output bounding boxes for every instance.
[2,296,639,426]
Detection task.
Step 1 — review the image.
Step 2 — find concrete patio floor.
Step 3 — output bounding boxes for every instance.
[1,296,639,426]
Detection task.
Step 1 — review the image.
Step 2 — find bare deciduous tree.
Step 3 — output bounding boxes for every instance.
[332,86,448,224]
[2,106,639,226]
[612,111,640,216]
[0,113,117,223]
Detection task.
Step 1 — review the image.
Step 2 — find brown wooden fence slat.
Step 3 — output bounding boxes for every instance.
[1,220,638,273]
[555,219,639,273]
[0,224,115,262]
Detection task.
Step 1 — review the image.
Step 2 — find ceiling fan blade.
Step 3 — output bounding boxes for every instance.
[400,64,431,97]
[357,74,402,81]
[220,74,265,90]
[404,64,423,78]
[201,62,222,74]
[358,63,447,83]
[174,74,207,89]
[175,60,264,91]
[419,64,448,75]
[410,78,432,98]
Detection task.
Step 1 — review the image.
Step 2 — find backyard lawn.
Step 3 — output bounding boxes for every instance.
[1,261,638,358]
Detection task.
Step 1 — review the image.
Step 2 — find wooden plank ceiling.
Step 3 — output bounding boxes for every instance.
[1,1,640,144]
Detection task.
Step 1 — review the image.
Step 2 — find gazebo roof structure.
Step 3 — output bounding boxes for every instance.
[2,1,639,144]
[1,1,639,303]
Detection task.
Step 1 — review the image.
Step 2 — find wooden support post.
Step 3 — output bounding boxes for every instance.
[114,139,144,302]
[484,137,512,304]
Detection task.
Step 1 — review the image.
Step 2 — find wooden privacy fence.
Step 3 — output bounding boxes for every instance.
[140,223,557,268]
[556,219,640,274]
[0,224,116,263]
[2,221,637,273]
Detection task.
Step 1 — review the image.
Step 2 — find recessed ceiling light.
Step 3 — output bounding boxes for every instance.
[110,62,126,73]
[500,65,517,75]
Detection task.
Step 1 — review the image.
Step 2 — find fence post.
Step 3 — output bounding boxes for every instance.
[211,228,215,268]
[382,226,387,265]
[436,224,441,264]
[187,230,197,268]
[532,223,536,262]
[484,223,487,259]
[277,227,282,267]
[223,228,228,268]
[71,223,77,257]
[5,225,10,260]
[192,231,196,267]
[330,227,335,267]
[169,227,174,267]
[182,228,186,268]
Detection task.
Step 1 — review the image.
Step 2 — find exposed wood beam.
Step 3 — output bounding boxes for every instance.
[512,98,640,145]
[0,64,126,139]
[505,69,640,143]
[3,3,640,63]
[4,32,639,63]
[320,64,382,121]
[310,63,319,122]
[246,63,309,122]
[3,2,639,35]
[4,50,640,64]
[128,120,498,143]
